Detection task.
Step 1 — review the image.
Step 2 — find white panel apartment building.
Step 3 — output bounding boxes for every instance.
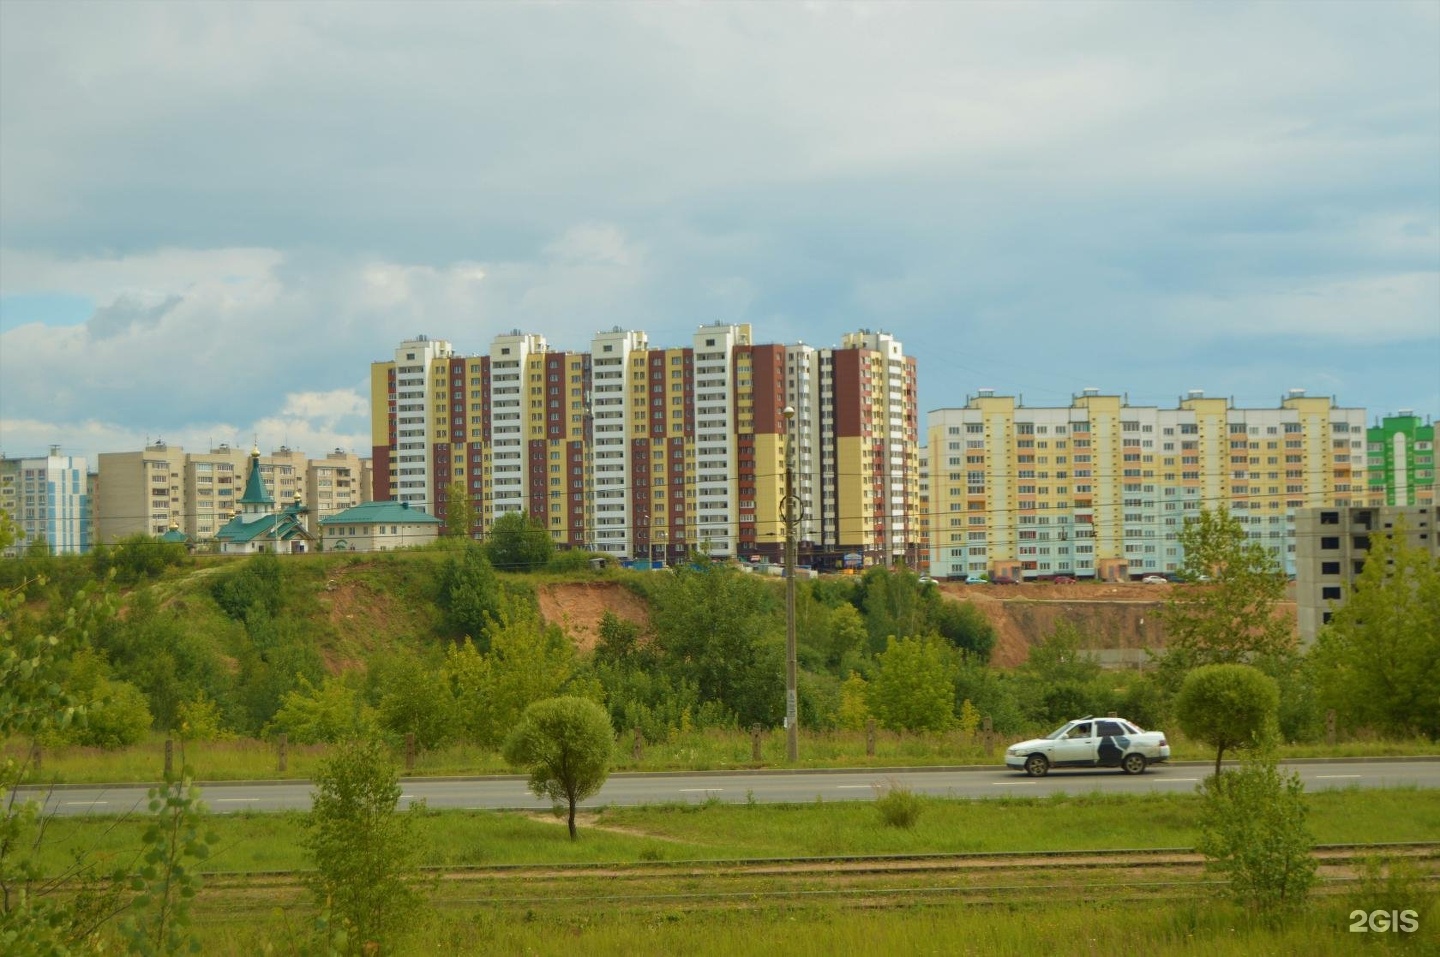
[0,448,89,556]
[927,389,1366,581]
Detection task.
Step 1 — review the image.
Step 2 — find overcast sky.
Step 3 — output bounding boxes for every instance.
[2,1,1437,465]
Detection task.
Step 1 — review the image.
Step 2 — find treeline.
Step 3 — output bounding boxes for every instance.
[2,508,1436,754]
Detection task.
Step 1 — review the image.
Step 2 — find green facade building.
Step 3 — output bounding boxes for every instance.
[1366,412,1435,506]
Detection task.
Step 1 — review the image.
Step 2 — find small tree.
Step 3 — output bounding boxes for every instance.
[1175,664,1279,778]
[120,768,219,957]
[1196,744,1316,914]
[485,511,553,572]
[502,696,615,840]
[303,738,423,955]
[868,635,957,733]
[441,479,478,540]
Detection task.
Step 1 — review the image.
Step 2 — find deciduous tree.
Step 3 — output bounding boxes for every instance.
[503,696,615,840]
[1160,509,1294,679]
[1196,744,1316,914]
[303,738,423,956]
[1310,520,1440,740]
[485,511,553,572]
[1175,663,1279,778]
[868,635,957,733]
[441,479,478,540]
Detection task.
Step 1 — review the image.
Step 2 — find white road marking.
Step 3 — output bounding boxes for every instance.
[679,788,722,792]
[215,798,257,802]
[65,801,108,805]
[835,785,873,790]
[1156,778,1198,783]
[1316,774,1361,779]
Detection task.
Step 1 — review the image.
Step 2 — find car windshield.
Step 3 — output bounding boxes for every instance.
[1046,723,1075,740]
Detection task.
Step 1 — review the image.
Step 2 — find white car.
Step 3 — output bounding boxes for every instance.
[1141,575,1168,584]
[1005,717,1170,776]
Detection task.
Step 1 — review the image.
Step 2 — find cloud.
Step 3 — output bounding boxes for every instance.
[0,1,1435,462]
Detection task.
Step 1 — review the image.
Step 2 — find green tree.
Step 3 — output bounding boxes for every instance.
[650,567,784,727]
[868,635,957,733]
[371,652,460,750]
[268,675,377,745]
[1175,664,1279,778]
[926,597,996,660]
[1015,621,1104,725]
[119,769,218,957]
[436,543,502,644]
[1160,509,1294,678]
[210,552,283,620]
[837,671,871,731]
[1310,520,1440,739]
[441,479,478,540]
[502,696,615,840]
[107,533,186,585]
[1196,744,1316,914]
[485,511,553,572]
[445,602,581,747]
[303,738,423,956]
[1,579,115,952]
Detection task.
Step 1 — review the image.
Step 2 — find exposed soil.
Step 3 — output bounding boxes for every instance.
[535,581,651,654]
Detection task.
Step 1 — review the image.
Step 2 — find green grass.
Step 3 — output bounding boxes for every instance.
[21,786,1440,877]
[195,895,1440,956]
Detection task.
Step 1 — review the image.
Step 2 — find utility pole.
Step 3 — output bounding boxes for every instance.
[782,406,800,762]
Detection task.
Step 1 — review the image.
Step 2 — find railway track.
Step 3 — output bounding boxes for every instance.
[187,842,1439,918]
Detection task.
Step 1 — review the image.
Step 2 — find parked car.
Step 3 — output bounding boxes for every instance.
[964,573,989,585]
[991,575,1020,585]
[918,575,936,586]
[1052,575,1077,585]
[1006,717,1170,776]
[1141,575,1168,584]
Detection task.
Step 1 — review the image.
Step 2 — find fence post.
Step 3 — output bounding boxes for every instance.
[164,738,174,780]
[751,723,763,763]
[866,718,877,757]
[632,728,644,762]
[277,733,288,773]
[982,715,994,757]
[29,742,40,774]
[1325,709,1337,746]
[405,733,416,772]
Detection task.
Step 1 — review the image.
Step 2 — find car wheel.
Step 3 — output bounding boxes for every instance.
[1121,753,1147,775]
[1024,754,1049,777]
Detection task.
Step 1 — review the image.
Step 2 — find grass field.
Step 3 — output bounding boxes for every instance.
[23,786,1440,875]
[19,788,1439,955]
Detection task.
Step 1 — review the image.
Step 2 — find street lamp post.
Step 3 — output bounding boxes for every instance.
[781,406,800,762]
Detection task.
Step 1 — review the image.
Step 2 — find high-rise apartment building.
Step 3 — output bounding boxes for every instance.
[368,325,919,566]
[0,447,90,556]
[1365,412,1435,507]
[1294,504,1437,643]
[926,388,1366,580]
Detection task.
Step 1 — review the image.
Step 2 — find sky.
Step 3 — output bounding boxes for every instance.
[2,1,1437,466]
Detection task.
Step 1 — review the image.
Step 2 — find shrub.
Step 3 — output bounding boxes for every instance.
[874,781,924,829]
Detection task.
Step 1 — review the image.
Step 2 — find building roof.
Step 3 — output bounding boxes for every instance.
[215,511,310,544]
[319,500,441,527]
[237,447,273,506]
[159,525,188,544]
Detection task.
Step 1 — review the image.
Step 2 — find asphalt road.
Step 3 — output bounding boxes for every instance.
[19,758,1439,818]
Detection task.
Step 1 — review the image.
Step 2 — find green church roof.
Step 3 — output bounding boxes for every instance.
[319,500,441,526]
[238,447,273,506]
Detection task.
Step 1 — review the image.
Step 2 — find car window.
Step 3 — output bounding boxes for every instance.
[1097,720,1124,737]
[1068,723,1093,739]
[1119,720,1141,735]
[1047,723,1073,740]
